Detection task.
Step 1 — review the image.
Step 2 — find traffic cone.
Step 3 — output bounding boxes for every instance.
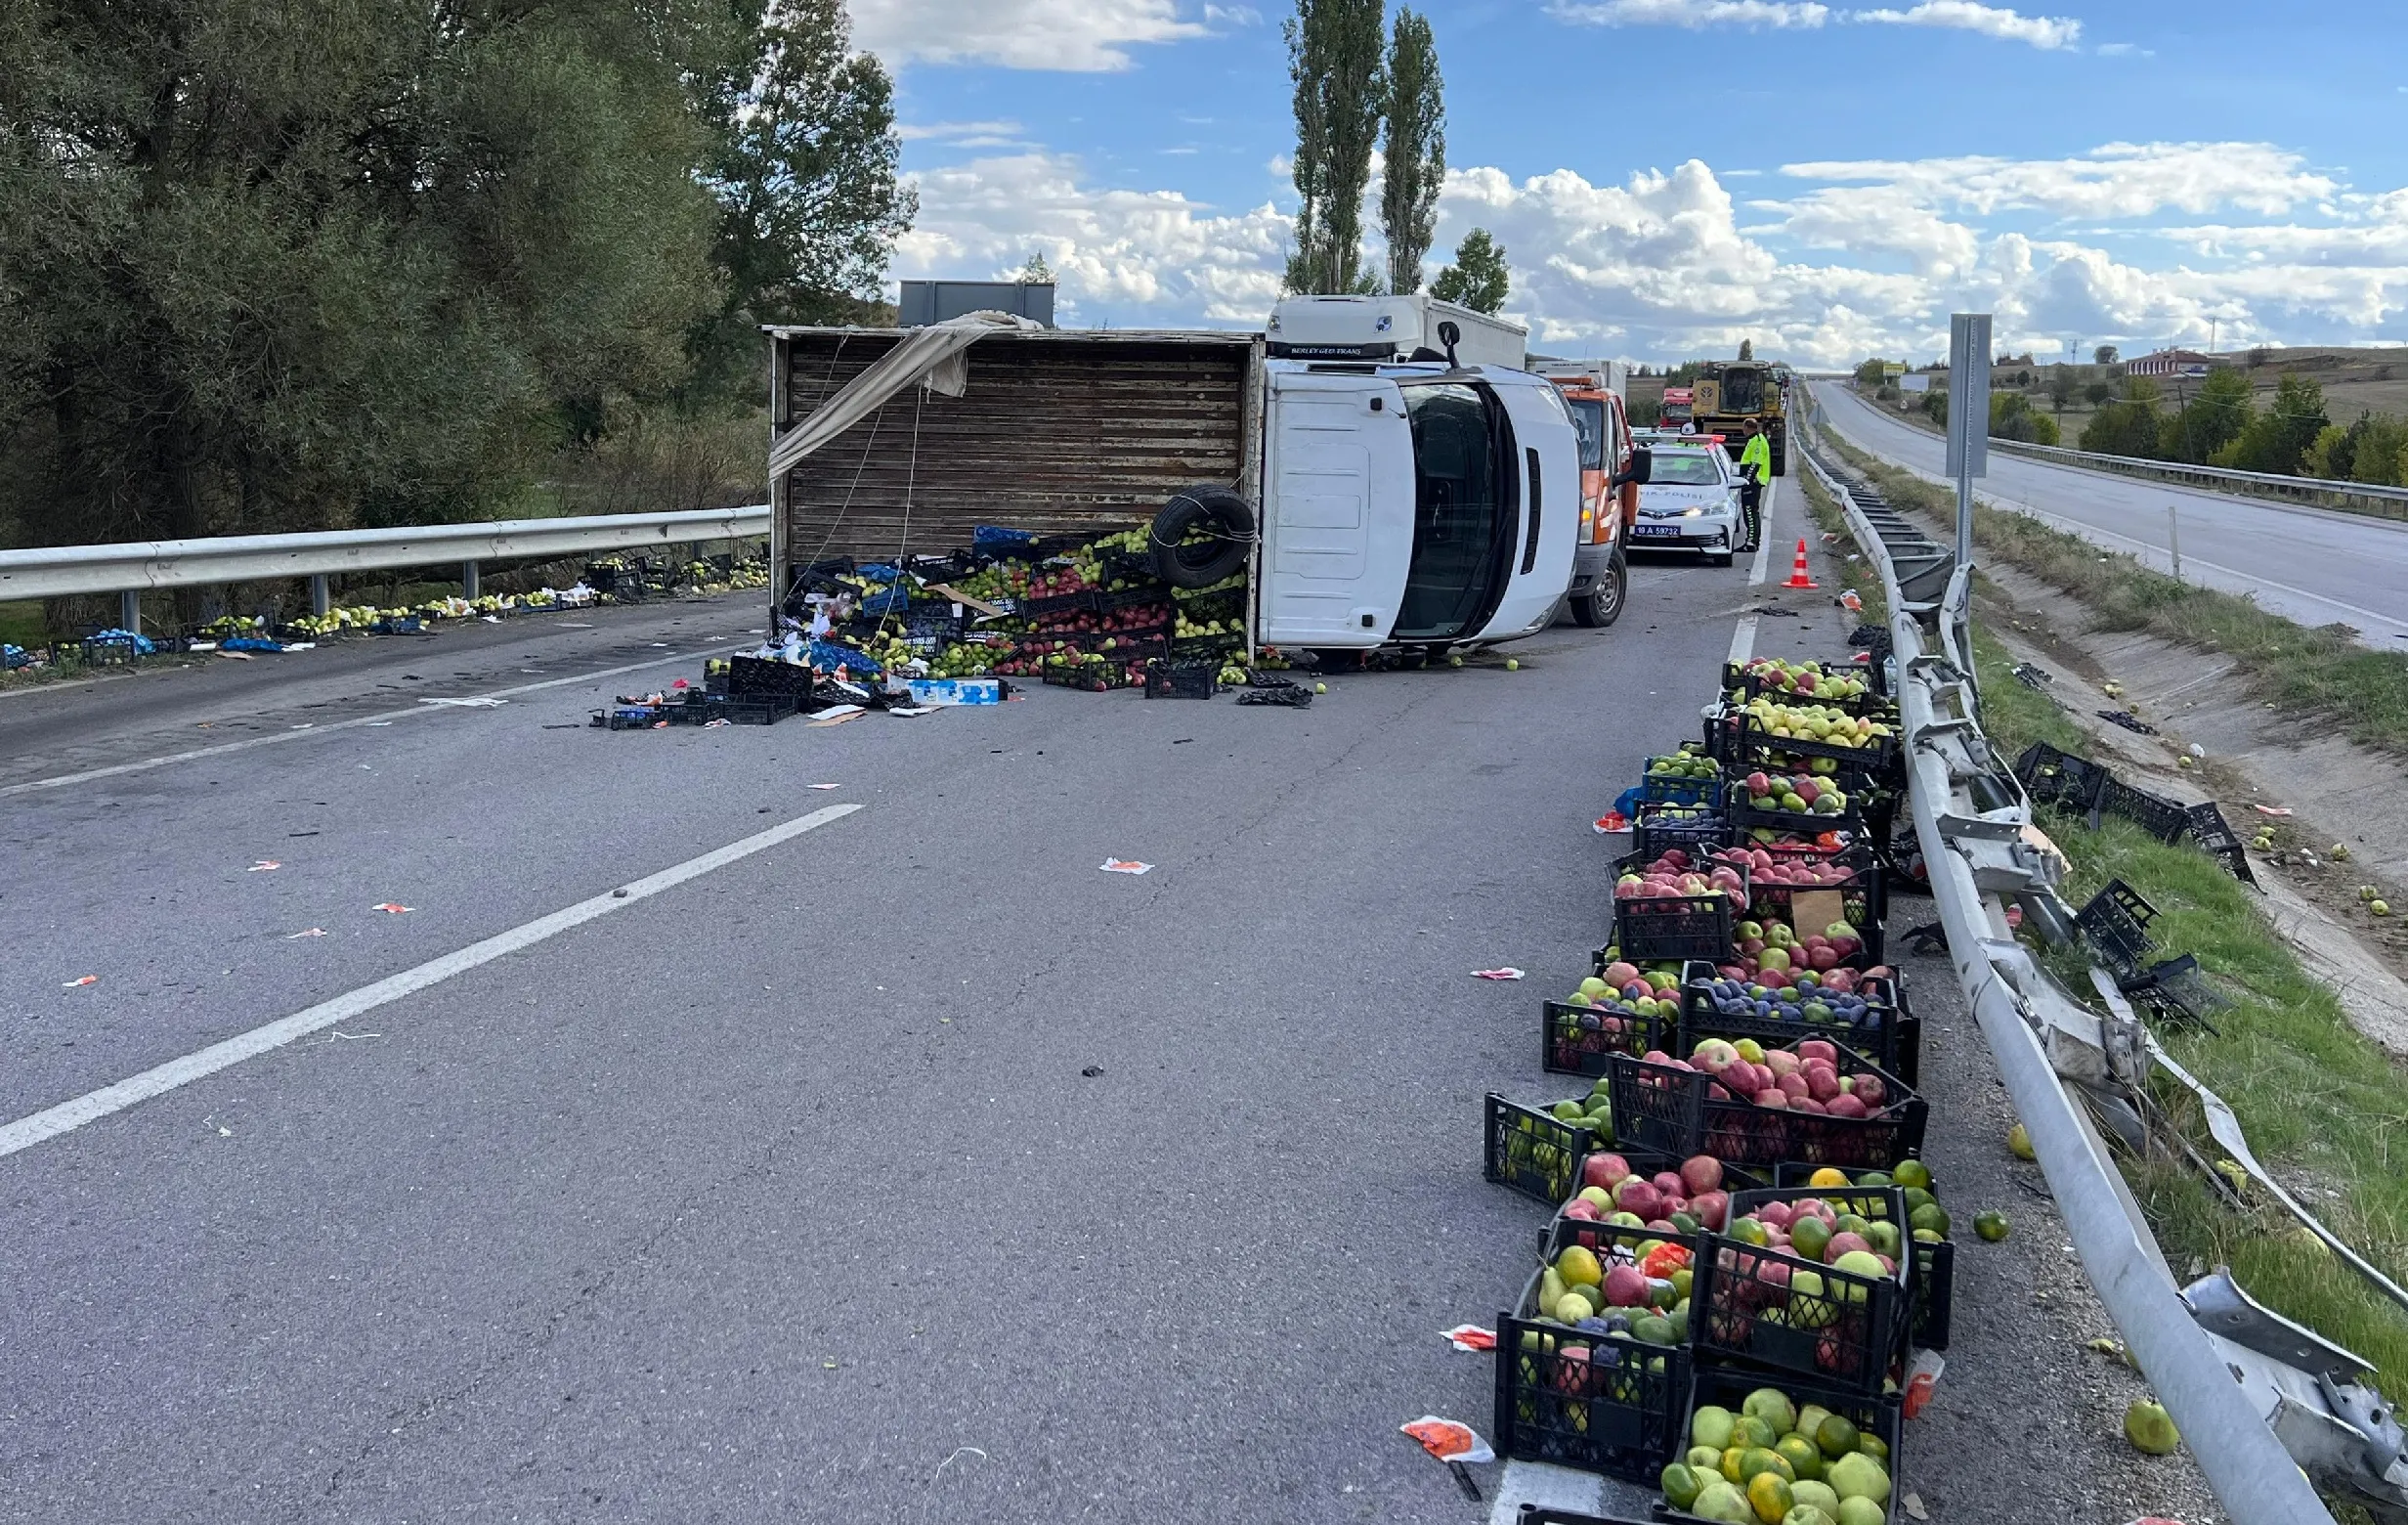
[1783,539,1819,589]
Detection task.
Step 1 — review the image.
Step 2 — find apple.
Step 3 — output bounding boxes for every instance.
[1827,1093,1869,1118]
[1797,1040,1839,1066]
[1853,1074,1887,1108]
[1583,1153,1632,1191]
[1681,1155,1724,1195]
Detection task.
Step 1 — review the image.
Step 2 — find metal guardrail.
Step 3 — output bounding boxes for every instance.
[0,505,769,610]
[1798,436,2346,1525]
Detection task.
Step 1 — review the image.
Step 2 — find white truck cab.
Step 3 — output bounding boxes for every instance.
[1259,359,1579,649]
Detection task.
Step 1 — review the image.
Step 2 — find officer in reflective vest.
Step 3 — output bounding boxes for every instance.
[1737,420,1771,552]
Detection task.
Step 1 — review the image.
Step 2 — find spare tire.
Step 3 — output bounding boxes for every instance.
[1149,486,1256,588]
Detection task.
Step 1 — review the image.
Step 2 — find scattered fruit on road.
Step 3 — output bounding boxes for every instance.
[1669,1382,1892,1524]
[2124,1398,2182,1456]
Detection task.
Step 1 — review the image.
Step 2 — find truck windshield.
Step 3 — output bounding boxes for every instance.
[1565,398,1606,469]
[1720,370,1763,413]
[1396,381,1511,641]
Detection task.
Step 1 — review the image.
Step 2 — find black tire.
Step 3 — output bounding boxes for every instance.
[1571,549,1627,628]
[1712,548,1735,568]
[1150,486,1255,588]
[1771,439,1787,477]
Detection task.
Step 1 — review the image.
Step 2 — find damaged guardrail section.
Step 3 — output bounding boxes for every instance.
[1801,439,2408,1525]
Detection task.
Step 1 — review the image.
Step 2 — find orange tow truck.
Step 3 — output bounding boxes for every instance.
[1539,365,1640,628]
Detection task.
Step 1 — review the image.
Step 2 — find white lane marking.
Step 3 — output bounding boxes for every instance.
[1728,614,1759,667]
[0,641,735,799]
[0,802,861,1160]
[1748,477,1779,587]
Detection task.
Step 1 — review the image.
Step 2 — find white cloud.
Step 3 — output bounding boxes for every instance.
[898,119,1027,142]
[1552,0,1829,27]
[892,144,2408,365]
[2096,41,2152,57]
[852,0,1203,70]
[1845,2,2080,49]
[1202,2,1263,23]
[897,152,1291,324]
[1782,142,2339,220]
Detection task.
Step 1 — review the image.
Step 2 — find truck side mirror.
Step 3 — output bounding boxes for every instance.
[1614,448,1653,488]
[1437,321,1460,366]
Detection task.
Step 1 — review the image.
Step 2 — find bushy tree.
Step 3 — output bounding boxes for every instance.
[2093,345,2120,366]
[2212,370,2327,475]
[1430,228,1507,313]
[1991,391,2058,445]
[2156,366,2252,463]
[1285,0,1385,294]
[691,0,914,400]
[1854,358,1890,386]
[2081,378,2164,458]
[2349,415,2408,486]
[1377,8,1442,295]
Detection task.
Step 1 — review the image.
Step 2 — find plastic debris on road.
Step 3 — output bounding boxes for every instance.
[2252,804,2293,816]
[1099,858,1153,875]
[806,783,840,790]
[1439,1325,1496,1352]
[1593,810,1630,834]
[418,696,507,709]
[372,902,411,914]
[247,861,280,872]
[1398,1416,1493,1465]
[286,928,326,938]
[1471,968,1525,980]
[63,975,97,988]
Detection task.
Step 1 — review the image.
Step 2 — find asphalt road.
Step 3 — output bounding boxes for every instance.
[0,490,2195,1524]
[1809,379,2408,646]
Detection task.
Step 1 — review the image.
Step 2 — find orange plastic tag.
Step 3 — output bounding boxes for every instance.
[1399,1416,1493,1464]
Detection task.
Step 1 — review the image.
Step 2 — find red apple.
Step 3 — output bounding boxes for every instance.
[1680,1155,1724,1195]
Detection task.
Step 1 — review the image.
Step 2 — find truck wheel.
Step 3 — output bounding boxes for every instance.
[1572,549,1627,628]
[1770,444,1787,477]
[1150,486,1256,588]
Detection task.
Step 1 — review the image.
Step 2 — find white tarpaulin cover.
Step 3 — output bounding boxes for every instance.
[767,311,1040,482]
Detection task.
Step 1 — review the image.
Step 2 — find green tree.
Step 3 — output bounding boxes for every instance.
[1854,358,1890,386]
[690,0,914,402]
[1018,251,1054,283]
[1430,228,1508,313]
[2046,368,2075,414]
[1738,338,1754,362]
[2081,379,2164,458]
[1378,8,1442,295]
[2212,370,2327,474]
[1921,389,1946,427]
[0,0,755,548]
[2084,381,2116,408]
[2155,366,2252,463]
[1284,0,1385,294]
[2349,415,2408,487]
[1991,391,2058,444]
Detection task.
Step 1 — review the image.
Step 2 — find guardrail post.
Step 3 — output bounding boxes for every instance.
[461,560,479,600]
[119,590,140,633]
[310,574,330,618]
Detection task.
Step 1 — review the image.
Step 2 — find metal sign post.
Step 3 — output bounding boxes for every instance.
[1945,314,1992,570]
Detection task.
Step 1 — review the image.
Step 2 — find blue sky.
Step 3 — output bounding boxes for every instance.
[849,0,2408,365]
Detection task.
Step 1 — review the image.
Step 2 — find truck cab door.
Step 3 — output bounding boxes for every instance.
[1474,378,1583,641]
[1259,368,1416,648]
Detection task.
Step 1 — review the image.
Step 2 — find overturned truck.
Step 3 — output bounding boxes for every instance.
[764,314,1588,657]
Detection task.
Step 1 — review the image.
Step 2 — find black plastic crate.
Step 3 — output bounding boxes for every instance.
[1715,843,1887,956]
[1611,850,1744,964]
[2076,879,2159,973]
[1607,1049,1926,1170]
[1041,655,1135,692]
[1485,1092,1606,1205]
[1768,1163,1954,1350]
[1676,976,1917,1090]
[683,692,799,725]
[1545,998,1682,1080]
[726,654,816,699]
[1726,661,1896,719]
[1515,1508,1650,1525]
[1495,1224,1695,1482]
[1726,771,1869,839]
[2013,740,2112,822]
[1693,1186,1914,1393]
[2119,954,2231,1032]
[2100,776,2191,843]
[1020,588,1100,621]
[2185,802,2258,886]
[1640,755,1725,809]
[1169,633,1241,661]
[1172,585,1245,623]
[1735,711,1900,776]
[1098,585,1175,616]
[1631,804,1730,862]
[1664,1367,1905,1525]
[1142,659,1216,699]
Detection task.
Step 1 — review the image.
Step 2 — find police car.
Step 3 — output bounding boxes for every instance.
[1625,438,1744,567]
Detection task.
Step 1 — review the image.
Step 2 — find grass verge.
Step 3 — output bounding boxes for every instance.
[1973,620,2408,1399]
[1817,429,2408,762]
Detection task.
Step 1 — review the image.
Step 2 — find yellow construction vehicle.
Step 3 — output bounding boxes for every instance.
[1692,359,1787,476]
